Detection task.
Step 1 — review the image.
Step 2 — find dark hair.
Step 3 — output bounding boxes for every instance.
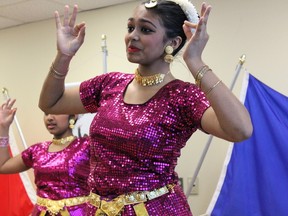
[142,0,188,55]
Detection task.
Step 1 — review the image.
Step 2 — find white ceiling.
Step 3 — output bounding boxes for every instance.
[0,0,136,30]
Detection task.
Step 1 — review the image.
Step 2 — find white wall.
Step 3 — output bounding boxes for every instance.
[1,1,287,215]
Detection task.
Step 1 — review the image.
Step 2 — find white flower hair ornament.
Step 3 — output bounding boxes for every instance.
[168,0,199,24]
[145,0,199,25]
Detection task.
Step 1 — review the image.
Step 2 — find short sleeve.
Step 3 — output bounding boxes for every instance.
[79,73,114,113]
[21,145,35,168]
[175,82,210,129]
[79,72,133,113]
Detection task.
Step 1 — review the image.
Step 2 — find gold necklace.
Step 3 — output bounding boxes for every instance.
[134,68,170,86]
[52,135,75,145]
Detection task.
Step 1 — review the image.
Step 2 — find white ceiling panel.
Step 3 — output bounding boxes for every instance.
[0,16,22,29]
[0,0,65,23]
[0,0,137,30]
[51,0,135,10]
[0,0,25,7]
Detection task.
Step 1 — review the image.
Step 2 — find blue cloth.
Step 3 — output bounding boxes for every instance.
[210,74,288,216]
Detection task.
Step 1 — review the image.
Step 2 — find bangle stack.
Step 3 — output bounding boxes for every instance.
[195,65,211,87]
[49,63,68,80]
[0,137,9,148]
[194,65,222,95]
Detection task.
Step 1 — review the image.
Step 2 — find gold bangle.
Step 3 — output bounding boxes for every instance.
[195,65,211,87]
[205,80,222,95]
[49,70,66,79]
[49,63,68,80]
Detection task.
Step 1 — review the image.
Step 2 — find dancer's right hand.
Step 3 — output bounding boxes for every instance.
[55,5,86,57]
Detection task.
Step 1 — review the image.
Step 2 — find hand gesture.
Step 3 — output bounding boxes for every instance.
[55,5,86,57]
[0,99,17,130]
[182,3,212,64]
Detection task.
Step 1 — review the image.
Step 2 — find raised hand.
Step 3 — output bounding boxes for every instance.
[55,5,86,57]
[182,3,212,64]
[0,99,17,131]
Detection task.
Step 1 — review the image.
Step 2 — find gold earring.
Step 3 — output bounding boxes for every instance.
[164,45,174,63]
[69,119,75,129]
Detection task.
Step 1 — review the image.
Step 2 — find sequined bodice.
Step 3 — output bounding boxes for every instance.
[80,72,209,197]
[22,137,90,200]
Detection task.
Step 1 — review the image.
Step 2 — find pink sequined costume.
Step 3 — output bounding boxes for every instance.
[80,72,210,215]
[21,137,90,216]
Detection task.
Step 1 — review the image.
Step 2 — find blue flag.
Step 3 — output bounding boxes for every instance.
[206,73,288,216]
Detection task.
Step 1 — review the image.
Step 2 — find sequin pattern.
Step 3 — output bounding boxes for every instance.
[21,137,90,216]
[80,72,210,215]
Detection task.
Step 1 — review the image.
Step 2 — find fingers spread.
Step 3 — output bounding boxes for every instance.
[1,99,16,111]
[69,5,78,27]
[54,11,61,28]
[63,5,70,26]
[7,99,16,109]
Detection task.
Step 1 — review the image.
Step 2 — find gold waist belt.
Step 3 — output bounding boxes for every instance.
[37,195,89,216]
[89,184,175,216]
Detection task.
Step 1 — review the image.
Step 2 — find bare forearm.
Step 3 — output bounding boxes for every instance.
[204,74,252,140]
[0,135,13,173]
[186,60,252,141]
[39,52,72,113]
[0,134,28,174]
[0,148,11,173]
[0,150,28,174]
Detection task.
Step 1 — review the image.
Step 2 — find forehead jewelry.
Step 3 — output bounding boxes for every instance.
[145,0,158,8]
